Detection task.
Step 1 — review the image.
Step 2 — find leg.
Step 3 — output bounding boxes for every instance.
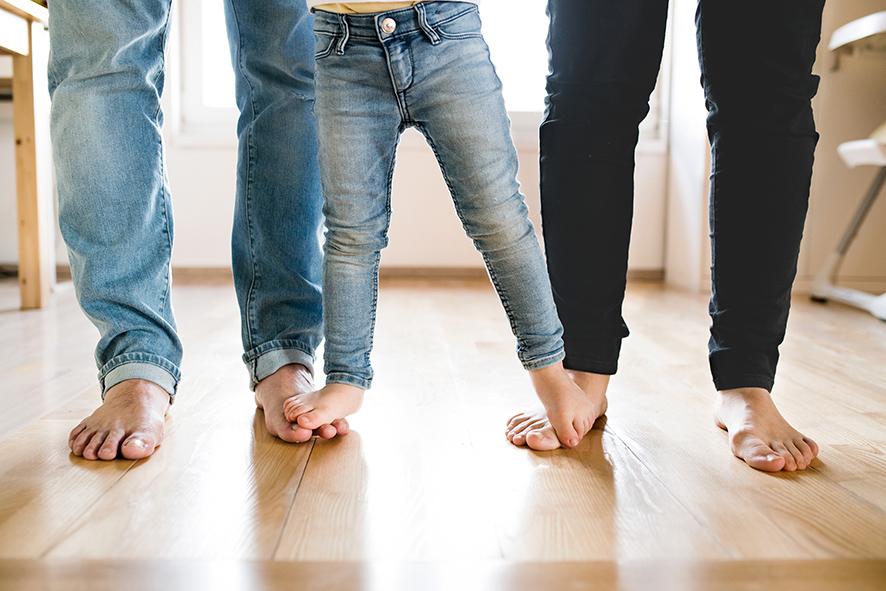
[279,11,405,431]
[223,0,336,441]
[50,0,177,460]
[510,0,669,448]
[698,0,824,471]
[541,0,669,376]
[403,4,597,448]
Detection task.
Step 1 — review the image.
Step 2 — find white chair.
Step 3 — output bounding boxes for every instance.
[810,12,886,321]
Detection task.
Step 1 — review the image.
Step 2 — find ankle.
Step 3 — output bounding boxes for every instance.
[566,370,610,394]
[104,379,172,407]
[717,387,771,405]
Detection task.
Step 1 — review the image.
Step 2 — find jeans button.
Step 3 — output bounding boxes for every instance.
[381,18,396,34]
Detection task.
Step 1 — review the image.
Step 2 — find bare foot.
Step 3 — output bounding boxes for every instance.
[69,379,170,461]
[282,382,364,434]
[255,364,352,443]
[713,387,819,472]
[505,365,609,451]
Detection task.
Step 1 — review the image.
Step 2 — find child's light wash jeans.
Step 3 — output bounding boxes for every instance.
[313,2,565,390]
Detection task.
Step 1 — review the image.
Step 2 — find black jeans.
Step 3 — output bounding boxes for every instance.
[541,0,825,391]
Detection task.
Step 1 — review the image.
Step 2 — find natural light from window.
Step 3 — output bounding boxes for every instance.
[199,0,549,113]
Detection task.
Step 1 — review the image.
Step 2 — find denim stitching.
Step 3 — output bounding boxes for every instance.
[228,0,261,352]
[413,122,527,355]
[156,2,174,317]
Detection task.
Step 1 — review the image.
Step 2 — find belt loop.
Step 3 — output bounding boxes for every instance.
[415,3,441,45]
[336,14,350,54]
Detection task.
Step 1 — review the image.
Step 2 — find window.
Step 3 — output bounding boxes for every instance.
[176,0,664,144]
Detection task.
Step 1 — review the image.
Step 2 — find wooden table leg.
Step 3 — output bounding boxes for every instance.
[12,20,53,309]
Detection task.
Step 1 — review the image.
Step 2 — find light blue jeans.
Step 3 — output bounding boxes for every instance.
[48,0,323,397]
[313,2,565,390]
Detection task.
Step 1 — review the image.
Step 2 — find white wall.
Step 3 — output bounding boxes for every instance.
[1,11,669,275]
[0,56,16,265]
[664,0,886,294]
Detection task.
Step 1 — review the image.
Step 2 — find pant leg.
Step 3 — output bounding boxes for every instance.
[697,0,824,391]
[407,3,565,370]
[49,0,180,397]
[540,0,670,375]
[311,11,404,390]
[223,0,325,387]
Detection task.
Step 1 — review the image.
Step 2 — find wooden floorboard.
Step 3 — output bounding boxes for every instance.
[1,559,885,591]
[0,277,885,584]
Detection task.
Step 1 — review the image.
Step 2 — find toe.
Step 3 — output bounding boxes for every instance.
[330,418,350,436]
[290,424,314,443]
[771,442,797,471]
[69,423,87,448]
[296,409,324,430]
[98,428,125,460]
[316,424,337,439]
[83,431,108,461]
[507,413,529,430]
[526,428,561,451]
[71,428,94,456]
[787,442,808,470]
[282,398,306,423]
[804,437,820,459]
[120,434,154,460]
[550,416,580,448]
[737,437,786,472]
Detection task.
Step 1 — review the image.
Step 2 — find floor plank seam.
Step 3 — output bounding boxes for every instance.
[36,455,142,559]
[600,422,734,558]
[271,438,316,560]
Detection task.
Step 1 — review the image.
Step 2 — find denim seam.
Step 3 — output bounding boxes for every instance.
[325,372,372,391]
[429,5,479,28]
[521,347,566,372]
[155,4,174,317]
[413,121,530,359]
[241,339,315,363]
[99,355,181,393]
[357,138,401,382]
[229,0,261,353]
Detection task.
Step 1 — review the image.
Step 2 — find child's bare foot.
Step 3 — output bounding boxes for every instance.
[506,365,609,450]
[69,379,170,461]
[283,382,364,435]
[255,364,350,443]
[713,387,819,472]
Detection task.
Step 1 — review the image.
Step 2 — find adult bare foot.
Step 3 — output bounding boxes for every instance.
[282,382,364,434]
[69,379,170,461]
[713,387,819,472]
[255,364,350,443]
[505,365,609,451]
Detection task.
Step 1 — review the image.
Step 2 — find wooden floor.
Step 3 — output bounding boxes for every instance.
[0,277,884,590]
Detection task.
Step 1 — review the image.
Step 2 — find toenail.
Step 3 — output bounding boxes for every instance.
[568,439,578,447]
[124,439,146,450]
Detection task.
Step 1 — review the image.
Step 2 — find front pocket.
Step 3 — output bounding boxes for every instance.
[433,7,484,40]
[315,32,339,60]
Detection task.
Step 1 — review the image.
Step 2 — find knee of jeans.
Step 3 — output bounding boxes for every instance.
[325,227,388,256]
[465,214,536,254]
[705,76,819,136]
[235,56,315,104]
[547,79,653,125]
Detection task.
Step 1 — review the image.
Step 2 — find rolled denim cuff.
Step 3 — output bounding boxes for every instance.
[100,355,180,401]
[324,372,371,391]
[519,346,566,372]
[243,340,316,391]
